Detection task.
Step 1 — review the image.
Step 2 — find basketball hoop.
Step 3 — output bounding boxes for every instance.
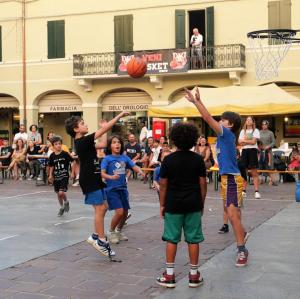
[247,29,300,80]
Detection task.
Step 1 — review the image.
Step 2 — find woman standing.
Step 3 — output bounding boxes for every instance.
[28,125,42,145]
[194,135,212,170]
[238,116,261,199]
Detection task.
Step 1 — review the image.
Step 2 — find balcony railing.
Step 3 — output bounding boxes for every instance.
[73,44,245,77]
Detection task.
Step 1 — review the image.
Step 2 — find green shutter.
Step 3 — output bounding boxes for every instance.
[175,10,186,49]
[268,1,280,29]
[55,20,65,58]
[280,0,291,29]
[48,20,65,59]
[206,6,214,68]
[114,16,124,53]
[123,15,133,52]
[0,26,2,62]
[47,21,56,59]
[114,15,133,53]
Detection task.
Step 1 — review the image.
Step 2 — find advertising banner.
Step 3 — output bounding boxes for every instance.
[117,49,189,75]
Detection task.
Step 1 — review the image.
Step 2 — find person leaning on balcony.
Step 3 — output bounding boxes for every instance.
[190,28,204,69]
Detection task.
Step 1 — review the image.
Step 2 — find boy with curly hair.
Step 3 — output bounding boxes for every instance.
[156,123,207,288]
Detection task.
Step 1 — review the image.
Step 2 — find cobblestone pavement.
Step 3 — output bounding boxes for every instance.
[0,179,295,299]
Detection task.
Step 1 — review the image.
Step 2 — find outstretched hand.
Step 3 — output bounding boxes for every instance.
[120,111,131,117]
[184,87,201,104]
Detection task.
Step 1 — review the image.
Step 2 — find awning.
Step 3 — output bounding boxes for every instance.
[0,97,19,108]
[148,84,300,117]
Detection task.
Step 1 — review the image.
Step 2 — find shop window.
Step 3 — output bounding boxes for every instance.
[0,26,2,62]
[268,0,291,29]
[47,20,65,59]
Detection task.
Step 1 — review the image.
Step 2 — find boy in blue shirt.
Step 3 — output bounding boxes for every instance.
[185,87,249,267]
[101,135,144,244]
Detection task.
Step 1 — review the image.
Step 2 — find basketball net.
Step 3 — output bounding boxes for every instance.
[248,32,294,81]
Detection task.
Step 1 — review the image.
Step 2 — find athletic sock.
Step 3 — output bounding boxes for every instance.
[190,264,199,275]
[237,245,246,252]
[166,263,174,275]
[92,233,98,239]
[99,238,106,243]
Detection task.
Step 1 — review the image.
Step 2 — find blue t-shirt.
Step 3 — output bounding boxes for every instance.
[153,166,161,182]
[101,154,135,190]
[216,126,240,175]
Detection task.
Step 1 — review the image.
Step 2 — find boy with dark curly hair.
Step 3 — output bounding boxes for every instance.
[185,87,249,268]
[156,123,207,289]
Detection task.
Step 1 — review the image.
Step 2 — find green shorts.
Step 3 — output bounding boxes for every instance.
[162,212,204,244]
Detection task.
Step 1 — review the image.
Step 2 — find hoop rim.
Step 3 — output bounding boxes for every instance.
[247,29,300,41]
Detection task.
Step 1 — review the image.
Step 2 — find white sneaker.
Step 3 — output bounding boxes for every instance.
[254,192,261,199]
[72,180,80,187]
[116,231,128,241]
[87,234,98,245]
[37,176,43,181]
[108,231,120,244]
[93,239,116,257]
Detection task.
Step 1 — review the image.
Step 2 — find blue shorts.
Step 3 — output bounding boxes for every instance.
[85,189,107,206]
[106,188,130,211]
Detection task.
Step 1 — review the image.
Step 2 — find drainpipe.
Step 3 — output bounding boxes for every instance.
[22,0,27,128]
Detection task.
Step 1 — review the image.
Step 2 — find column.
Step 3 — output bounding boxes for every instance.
[82,103,101,133]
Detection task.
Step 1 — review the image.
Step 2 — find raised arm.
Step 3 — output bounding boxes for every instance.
[94,111,130,140]
[185,87,222,135]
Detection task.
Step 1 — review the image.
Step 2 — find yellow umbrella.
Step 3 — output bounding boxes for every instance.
[148,84,300,117]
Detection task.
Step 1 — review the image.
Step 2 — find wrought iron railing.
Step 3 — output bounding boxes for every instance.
[73,44,245,76]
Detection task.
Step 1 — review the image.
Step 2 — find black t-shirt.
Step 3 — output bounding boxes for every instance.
[0,146,13,166]
[49,151,72,181]
[160,150,206,214]
[27,145,41,156]
[124,142,141,160]
[75,133,106,194]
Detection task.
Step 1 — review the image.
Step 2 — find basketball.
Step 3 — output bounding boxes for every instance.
[126,57,147,78]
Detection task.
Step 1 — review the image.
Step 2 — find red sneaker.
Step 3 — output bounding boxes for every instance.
[235,250,249,267]
[156,272,176,288]
[189,271,204,288]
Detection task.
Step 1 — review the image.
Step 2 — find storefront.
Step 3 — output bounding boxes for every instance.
[0,95,20,144]
[37,91,82,146]
[101,90,152,140]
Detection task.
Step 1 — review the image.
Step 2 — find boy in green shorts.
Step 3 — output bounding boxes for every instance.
[156,123,207,288]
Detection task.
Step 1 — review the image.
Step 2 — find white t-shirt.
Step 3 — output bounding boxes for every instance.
[239,128,260,149]
[190,34,203,47]
[139,126,148,143]
[151,146,161,164]
[14,132,28,142]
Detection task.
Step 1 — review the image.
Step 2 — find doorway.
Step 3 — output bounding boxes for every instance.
[188,10,206,47]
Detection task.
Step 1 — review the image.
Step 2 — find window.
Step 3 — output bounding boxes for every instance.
[0,26,2,62]
[268,0,291,29]
[47,20,65,59]
[114,15,133,53]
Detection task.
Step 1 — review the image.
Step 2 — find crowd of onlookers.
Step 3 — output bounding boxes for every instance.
[0,120,299,186]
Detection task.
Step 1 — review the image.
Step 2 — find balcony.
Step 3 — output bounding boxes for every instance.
[73,44,245,88]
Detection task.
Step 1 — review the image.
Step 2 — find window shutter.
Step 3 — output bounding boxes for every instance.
[175,10,186,49]
[280,0,291,29]
[268,1,280,29]
[55,20,65,58]
[47,21,56,59]
[114,16,124,53]
[206,6,214,68]
[123,15,133,52]
[0,26,2,62]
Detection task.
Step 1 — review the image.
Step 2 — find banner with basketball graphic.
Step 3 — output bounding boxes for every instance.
[117,49,189,76]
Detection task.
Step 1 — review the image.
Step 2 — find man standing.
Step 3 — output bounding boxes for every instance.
[190,28,204,68]
[259,120,277,186]
[13,124,28,147]
[125,134,142,179]
[139,122,148,148]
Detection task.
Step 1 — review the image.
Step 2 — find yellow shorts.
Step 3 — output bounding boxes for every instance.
[221,174,243,208]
